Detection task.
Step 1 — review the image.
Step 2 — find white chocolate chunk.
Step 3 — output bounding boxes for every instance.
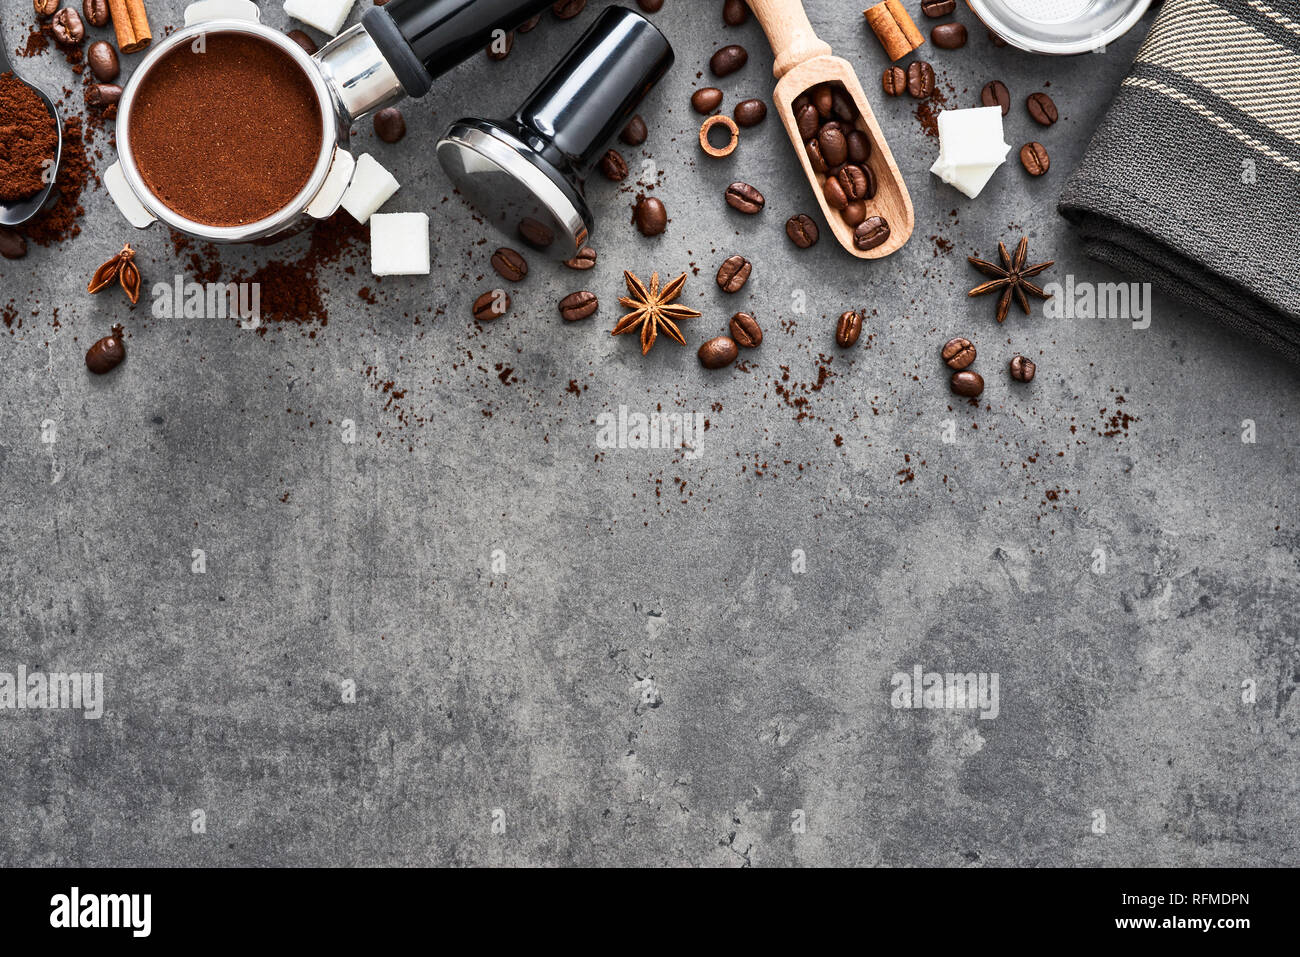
[283,0,357,36]
[341,154,400,224]
[930,157,1004,199]
[935,106,1008,166]
[371,213,430,276]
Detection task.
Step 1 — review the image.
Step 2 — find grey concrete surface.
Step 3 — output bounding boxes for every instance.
[0,0,1296,867]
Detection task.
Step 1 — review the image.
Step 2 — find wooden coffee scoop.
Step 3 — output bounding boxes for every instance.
[747,0,914,259]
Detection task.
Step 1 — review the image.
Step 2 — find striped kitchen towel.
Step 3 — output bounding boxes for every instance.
[1059,0,1300,363]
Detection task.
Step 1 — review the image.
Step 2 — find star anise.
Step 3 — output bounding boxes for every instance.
[612,270,701,355]
[88,243,142,306]
[967,236,1053,322]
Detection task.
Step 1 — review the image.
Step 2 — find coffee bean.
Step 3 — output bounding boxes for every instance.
[85,325,125,374]
[373,108,406,143]
[723,0,749,26]
[853,216,891,251]
[842,201,867,227]
[1027,91,1058,126]
[1019,142,1050,176]
[559,291,598,321]
[710,44,748,77]
[920,0,956,15]
[785,214,819,249]
[846,130,871,164]
[517,13,541,32]
[51,7,85,45]
[634,196,668,236]
[950,370,985,397]
[82,0,108,26]
[941,336,976,369]
[699,336,739,369]
[518,218,554,249]
[691,87,723,114]
[286,29,318,55]
[734,98,767,127]
[725,181,765,214]
[823,176,848,211]
[85,83,121,107]
[34,0,58,19]
[882,66,907,96]
[87,41,119,82]
[473,290,510,321]
[796,102,820,140]
[907,61,935,98]
[564,246,597,270]
[0,227,27,260]
[637,0,664,11]
[487,30,514,60]
[600,149,629,181]
[793,92,810,113]
[730,312,762,348]
[989,29,1007,46]
[830,88,857,123]
[835,310,863,348]
[981,80,1010,115]
[836,164,872,202]
[812,84,834,119]
[552,0,586,19]
[1009,355,1036,382]
[805,138,828,175]
[818,125,847,167]
[931,22,967,49]
[619,114,647,145]
[490,247,528,282]
[716,255,751,293]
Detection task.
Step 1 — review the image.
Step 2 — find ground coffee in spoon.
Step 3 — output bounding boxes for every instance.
[127,33,323,227]
[0,72,59,201]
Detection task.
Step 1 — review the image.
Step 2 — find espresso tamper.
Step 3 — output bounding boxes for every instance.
[437,6,673,259]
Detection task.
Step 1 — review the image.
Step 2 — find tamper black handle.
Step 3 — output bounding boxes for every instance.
[363,0,554,98]
[516,8,673,170]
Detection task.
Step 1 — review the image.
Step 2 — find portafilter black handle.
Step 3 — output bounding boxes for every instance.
[362,0,555,98]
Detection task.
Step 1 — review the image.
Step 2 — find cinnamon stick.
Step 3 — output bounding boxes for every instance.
[108,0,152,54]
[864,0,924,61]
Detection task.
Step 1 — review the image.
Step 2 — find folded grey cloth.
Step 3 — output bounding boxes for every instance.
[1059,0,1300,363]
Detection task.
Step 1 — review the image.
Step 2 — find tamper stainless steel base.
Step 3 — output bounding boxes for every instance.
[437,7,674,259]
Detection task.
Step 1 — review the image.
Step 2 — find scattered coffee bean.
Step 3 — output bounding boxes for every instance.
[0,227,27,260]
[846,129,871,164]
[619,114,647,145]
[1019,142,1050,176]
[951,370,984,397]
[734,98,767,127]
[842,201,867,227]
[812,84,834,119]
[87,41,119,82]
[487,30,514,60]
[920,0,956,15]
[981,80,1010,115]
[691,86,724,114]
[931,22,967,49]
[710,44,748,77]
[85,83,122,107]
[1009,355,1036,382]
[286,29,318,55]
[989,29,1007,47]
[518,218,554,248]
[552,0,586,19]
[836,310,863,348]
[823,176,848,211]
[473,290,510,321]
[517,13,541,32]
[34,0,58,19]
[634,195,668,236]
[730,312,762,348]
[805,137,828,174]
[51,7,85,45]
[716,255,752,293]
[941,336,976,369]
[600,149,629,181]
[637,0,664,11]
[1027,91,1058,126]
[796,102,820,140]
[907,61,936,98]
[698,336,739,369]
[882,65,907,96]
[723,0,749,26]
[490,247,528,282]
[786,213,819,248]
[853,216,891,251]
[564,246,597,270]
[373,108,406,143]
[818,125,848,167]
[82,0,109,27]
[725,181,765,214]
[85,325,125,374]
[559,290,599,321]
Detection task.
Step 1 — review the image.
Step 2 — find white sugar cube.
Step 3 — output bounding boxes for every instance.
[340,154,400,224]
[371,213,430,276]
[936,106,1007,166]
[284,0,356,36]
[930,158,1003,199]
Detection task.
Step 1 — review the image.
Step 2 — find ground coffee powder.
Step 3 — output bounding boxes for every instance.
[0,72,60,201]
[128,33,323,227]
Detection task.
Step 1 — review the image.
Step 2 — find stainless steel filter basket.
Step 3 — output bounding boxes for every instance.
[966,0,1154,55]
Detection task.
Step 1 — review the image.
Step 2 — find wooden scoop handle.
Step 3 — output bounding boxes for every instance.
[747,0,833,79]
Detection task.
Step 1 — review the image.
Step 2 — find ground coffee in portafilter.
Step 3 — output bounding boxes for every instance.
[127,33,323,227]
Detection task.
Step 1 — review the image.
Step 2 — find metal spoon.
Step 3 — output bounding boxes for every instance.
[0,23,63,227]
